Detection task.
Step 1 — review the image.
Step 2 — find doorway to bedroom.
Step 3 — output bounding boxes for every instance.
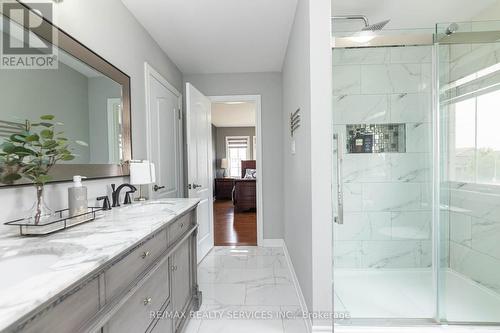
[210,97,259,246]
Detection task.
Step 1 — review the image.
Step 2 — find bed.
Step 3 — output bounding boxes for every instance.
[232,160,256,212]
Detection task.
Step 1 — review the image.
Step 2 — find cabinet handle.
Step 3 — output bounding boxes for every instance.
[141,251,151,259]
[143,297,152,305]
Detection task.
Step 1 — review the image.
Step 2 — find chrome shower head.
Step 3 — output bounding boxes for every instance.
[445,23,459,35]
[332,16,390,32]
[361,19,391,31]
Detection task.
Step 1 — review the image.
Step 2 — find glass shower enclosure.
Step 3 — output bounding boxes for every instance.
[332,21,500,326]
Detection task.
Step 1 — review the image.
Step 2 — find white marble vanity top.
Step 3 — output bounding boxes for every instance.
[0,198,199,331]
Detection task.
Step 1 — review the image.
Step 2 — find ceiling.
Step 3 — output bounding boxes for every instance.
[332,0,499,32]
[211,102,256,128]
[121,0,298,74]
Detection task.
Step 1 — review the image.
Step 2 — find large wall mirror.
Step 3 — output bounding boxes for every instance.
[0,2,131,186]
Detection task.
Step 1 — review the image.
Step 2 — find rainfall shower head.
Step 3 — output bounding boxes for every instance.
[362,19,391,31]
[445,23,459,35]
[332,15,391,31]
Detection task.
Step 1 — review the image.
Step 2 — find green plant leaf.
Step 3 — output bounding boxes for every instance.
[35,174,52,185]
[1,142,16,154]
[60,154,75,161]
[9,134,26,143]
[25,134,40,142]
[42,140,58,149]
[40,115,55,121]
[40,129,54,139]
[1,173,22,184]
[13,147,36,156]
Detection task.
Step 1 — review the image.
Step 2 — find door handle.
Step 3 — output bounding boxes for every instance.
[153,185,165,192]
[333,133,344,225]
[191,183,202,189]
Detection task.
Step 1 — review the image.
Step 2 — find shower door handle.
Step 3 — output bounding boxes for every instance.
[333,133,344,225]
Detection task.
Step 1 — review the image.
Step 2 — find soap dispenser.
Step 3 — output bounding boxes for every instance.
[68,175,88,217]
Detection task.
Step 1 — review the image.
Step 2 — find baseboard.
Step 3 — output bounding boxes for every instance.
[312,325,332,332]
[282,241,313,333]
[261,238,284,247]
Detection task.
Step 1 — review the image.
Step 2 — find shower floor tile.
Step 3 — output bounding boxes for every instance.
[334,269,500,323]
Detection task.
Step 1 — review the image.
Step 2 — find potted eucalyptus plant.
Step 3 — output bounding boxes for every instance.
[0,115,87,224]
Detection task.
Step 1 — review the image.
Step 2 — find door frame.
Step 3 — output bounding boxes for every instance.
[144,62,184,197]
[209,94,263,246]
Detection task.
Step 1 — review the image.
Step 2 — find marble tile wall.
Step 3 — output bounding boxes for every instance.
[333,46,433,269]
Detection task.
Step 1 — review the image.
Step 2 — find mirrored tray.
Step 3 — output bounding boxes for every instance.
[4,207,103,236]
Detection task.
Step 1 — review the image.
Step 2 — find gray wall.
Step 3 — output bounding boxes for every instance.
[184,72,283,239]
[0,0,183,223]
[214,126,256,177]
[0,61,91,163]
[282,0,313,311]
[282,0,332,323]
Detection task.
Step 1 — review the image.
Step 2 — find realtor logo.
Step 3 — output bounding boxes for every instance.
[1,2,58,69]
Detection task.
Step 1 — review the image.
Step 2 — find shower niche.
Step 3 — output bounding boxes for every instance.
[346,123,406,154]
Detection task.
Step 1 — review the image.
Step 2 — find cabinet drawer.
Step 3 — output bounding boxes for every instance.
[105,229,167,301]
[150,303,173,333]
[22,279,99,333]
[106,259,169,333]
[167,213,193,245]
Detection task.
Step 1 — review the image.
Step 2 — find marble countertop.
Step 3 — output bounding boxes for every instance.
[0,198,200,331]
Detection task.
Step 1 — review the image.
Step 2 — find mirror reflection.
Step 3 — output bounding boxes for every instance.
[0,35,124,165]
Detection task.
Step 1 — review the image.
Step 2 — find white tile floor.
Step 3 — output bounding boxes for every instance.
[185,249,500,333]
[184,246,309,333]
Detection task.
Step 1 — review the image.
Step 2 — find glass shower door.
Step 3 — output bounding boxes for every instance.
[437,20,500,324]
[332,37,435,322]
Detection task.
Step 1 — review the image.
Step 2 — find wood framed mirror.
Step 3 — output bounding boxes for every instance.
[0,1,132,186]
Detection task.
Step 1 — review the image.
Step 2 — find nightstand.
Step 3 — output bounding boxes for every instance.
[215,178,235,200]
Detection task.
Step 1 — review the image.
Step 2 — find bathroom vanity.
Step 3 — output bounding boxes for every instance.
[0,199,201,333]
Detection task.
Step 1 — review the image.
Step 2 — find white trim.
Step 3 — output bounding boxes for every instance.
[209,95,264,246]
[282,241,313,333]
[106,98,121,164]
[312,326,332,332]
[144,62,183,197]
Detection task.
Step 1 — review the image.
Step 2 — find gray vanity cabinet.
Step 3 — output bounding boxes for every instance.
[149,304,173,333]
[100,209,199,333]
[171,239,192,330]
[4,206,200,333]
[105,260,169,333]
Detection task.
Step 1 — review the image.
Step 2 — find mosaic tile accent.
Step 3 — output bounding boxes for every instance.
[346,123,406,153]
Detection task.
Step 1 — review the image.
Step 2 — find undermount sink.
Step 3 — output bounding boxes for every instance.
[120,202,175,215]
[0,254,60,287]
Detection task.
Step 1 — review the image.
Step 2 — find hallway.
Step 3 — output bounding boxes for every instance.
[214,200,257,246]
[185,246,307,333]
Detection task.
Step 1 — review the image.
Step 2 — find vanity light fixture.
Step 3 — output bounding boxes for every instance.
[130,160,156,201]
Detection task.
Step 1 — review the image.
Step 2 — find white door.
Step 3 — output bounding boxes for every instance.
[186,83,214,261]
[146,64,182,199]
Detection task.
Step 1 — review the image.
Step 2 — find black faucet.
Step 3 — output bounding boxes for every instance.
[111,183,137,207]
[97,196,112,210]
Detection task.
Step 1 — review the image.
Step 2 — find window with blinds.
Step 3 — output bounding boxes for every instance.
[226,136,250,178]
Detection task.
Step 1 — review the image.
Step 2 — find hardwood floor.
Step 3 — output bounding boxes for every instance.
[213,199,257,246]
